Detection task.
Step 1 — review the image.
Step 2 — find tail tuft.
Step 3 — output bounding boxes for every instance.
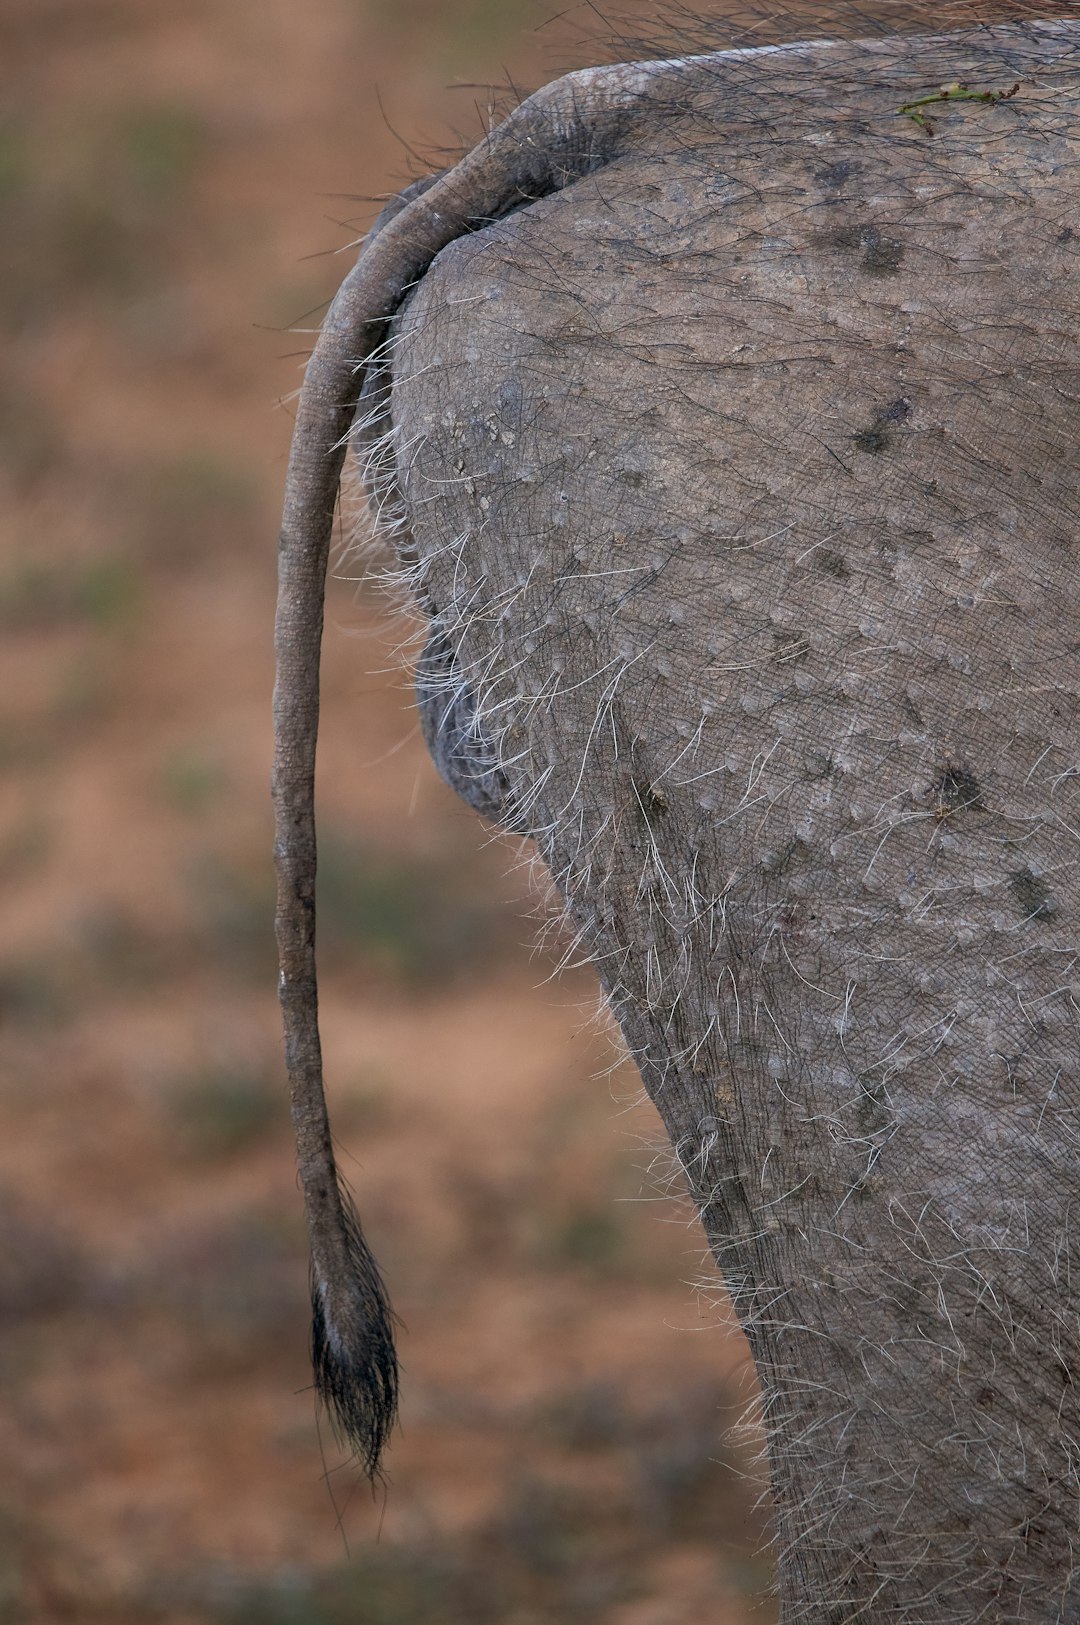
[310,1187,399,1479]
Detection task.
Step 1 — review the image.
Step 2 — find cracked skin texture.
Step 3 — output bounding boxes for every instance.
[386,25,1080,1621]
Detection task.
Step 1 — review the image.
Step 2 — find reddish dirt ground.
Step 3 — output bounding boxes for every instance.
[3,2,1064,1620]
[0,4,780,1621]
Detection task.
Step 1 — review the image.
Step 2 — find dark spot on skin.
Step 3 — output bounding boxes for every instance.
[856,1075,889,1131]
[765,838,811,877]
[772,629,809,663]
[617,469,646,488]
[819,223,903,274]
[902,693,924,728]
[930,763,984,815]
[857,1079,889,1131]
[815,159,855,191]
[1010,868,1056,921]
[976,1387,996,1408]
[634,779,667,818]
[778,899,808,937]
[860,227,904,275]
[816,548,850,579]
[998,1053,1025,1095]
[853,398,912,455]
[823,223,861,250]
[853,423,890,454]
[876,534,899,570]
[1059,226,1074,243]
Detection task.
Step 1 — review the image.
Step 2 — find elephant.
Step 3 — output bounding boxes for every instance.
[273,12,1080,1621]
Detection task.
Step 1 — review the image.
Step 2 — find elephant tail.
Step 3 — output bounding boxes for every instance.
[272,50,708,1476]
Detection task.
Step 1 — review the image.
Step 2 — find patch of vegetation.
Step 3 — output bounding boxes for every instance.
[897,78,1020,136]
[168,1065,284,1160]
[118,105,206,201]
[0,727,50,772]
[50,651,119,731]
[365,0,536,70]
[0,959,72,1029]
[0,382,59,489]
[211,1480,625,1625]
[193,831,514,990]
[213,1550,482,1625]
[261,279,333,332]
[0,1507,27,1624]
[190,854,277,983]
[315,831,515,987]
[195,1385,772,1624]
[0,126,28,202]
[539,1202,626,1273]
[337,1066,396,1132]
[0,553,141,633]
[0,100,207,328]
[160,748,226,814]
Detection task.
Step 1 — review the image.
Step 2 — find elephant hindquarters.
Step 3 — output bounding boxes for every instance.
[383,21,1080,1620]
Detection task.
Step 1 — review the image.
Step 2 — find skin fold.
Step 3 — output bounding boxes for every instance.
[275,14,1080,1618]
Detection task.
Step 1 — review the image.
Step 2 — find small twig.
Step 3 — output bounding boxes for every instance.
[897,79,1020,136]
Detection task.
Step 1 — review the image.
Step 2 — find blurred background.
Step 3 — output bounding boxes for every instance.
[0,3,779,1621]
[2,1,1052,1621]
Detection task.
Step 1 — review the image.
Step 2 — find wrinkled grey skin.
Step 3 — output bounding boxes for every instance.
[363,21,1080,1624]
